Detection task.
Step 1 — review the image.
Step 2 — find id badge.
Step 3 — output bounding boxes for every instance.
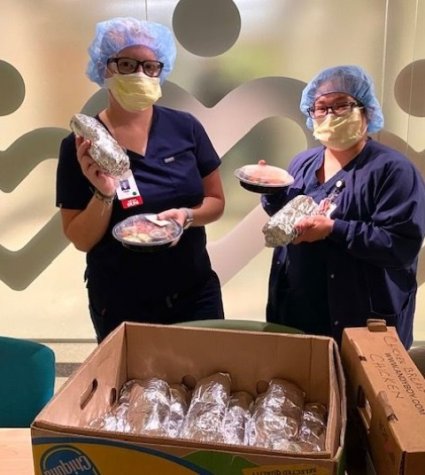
[116,170,143,209]
[319,179,345,217]
[318,198,337,217]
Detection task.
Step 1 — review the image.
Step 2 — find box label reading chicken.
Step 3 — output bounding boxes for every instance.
[368,334,425,416]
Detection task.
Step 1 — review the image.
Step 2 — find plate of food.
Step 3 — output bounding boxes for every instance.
[234,159,294,193]
[112,213,183,252]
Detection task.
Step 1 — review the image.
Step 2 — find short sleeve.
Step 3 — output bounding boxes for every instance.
[191,115,221,178]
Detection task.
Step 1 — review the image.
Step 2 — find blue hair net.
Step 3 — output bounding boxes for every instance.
[86,17,176,86]
[300,65,384,133]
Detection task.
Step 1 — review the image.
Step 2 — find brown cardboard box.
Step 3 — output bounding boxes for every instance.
[341,320,425,475]
[31,322,346,475]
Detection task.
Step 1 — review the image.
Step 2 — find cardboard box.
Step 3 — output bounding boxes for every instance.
[31,322,346,475]
[341,320,425,475]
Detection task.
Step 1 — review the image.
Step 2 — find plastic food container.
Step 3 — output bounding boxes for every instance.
[112,214,183,252]
[234,160,294,193]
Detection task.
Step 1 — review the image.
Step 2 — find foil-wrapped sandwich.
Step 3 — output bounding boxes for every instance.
[222,391,254,445]
[89,378,173,437]
[180,372,231,443]
[87,373,328,453]
[70,113,130,177]
[246,378,305,451]
[298,402,327,451]
[168,383,190,438]
[88,394,130,433]
[262,195,320,247]
[124,378,171,436]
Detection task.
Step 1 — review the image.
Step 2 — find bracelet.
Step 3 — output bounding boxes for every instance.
[93,188,115,205]
[181,207,194,230]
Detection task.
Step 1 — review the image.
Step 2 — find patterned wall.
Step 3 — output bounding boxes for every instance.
[0,0,424,340]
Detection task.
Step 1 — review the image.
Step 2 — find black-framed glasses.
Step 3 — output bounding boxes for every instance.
[107,57,164,77]
[307,101,363,119]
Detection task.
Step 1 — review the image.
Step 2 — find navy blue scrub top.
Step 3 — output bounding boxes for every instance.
[280,151,348,337]
[262,139,425,348]
[56,105,221,310]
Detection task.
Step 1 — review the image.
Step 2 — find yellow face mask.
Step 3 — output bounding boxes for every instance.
[312,107,367,151]
[105,72,162,112]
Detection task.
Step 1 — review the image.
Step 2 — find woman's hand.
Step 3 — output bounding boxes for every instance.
[76,136,116,196]
[293,215,334,244]
[157,208,189,229]
[155,208,191,247]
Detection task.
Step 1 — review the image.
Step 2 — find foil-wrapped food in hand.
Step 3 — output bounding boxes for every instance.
[70,113,130,177]
[262,195,320,247]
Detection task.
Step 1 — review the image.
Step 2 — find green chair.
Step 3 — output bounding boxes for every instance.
[174,319,303,334]
[0,336,56,427]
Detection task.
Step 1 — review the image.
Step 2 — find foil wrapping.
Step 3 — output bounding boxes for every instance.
[180,372,231,443]
[124,378,171,436]
[168,383,190,438]
[69,113,130,177]
[222,391,254,445]
[88,374,327,453]
[263,195,320,247]
[247,378,305,450]
[89,400,130,433]
[298,402,327,451]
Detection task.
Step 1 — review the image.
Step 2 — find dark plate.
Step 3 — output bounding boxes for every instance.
[239,181,289,194]
[234,166,294,194]
[112,213,183,252]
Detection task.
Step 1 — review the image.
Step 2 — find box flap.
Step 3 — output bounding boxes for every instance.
[329,340,347,456]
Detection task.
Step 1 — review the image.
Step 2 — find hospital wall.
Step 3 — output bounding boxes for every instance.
[0,0,424,343]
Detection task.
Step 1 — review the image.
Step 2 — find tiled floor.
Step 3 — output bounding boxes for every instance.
[37,339,97,391]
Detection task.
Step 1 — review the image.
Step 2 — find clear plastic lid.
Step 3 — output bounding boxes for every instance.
[234,160,294,187]
[112,213,182,249]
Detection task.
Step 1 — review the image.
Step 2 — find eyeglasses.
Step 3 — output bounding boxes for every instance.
[107,57,164,77]
[307,101,363,119]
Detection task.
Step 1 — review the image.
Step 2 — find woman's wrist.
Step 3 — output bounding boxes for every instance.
[92,188,115,205]
[181,207,194,229]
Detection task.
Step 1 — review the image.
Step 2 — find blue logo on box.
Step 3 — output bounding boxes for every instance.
[41,446,99,474]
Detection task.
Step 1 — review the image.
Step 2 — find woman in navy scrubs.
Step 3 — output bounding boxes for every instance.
[56,17,225,342]
[262,65,425,348]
